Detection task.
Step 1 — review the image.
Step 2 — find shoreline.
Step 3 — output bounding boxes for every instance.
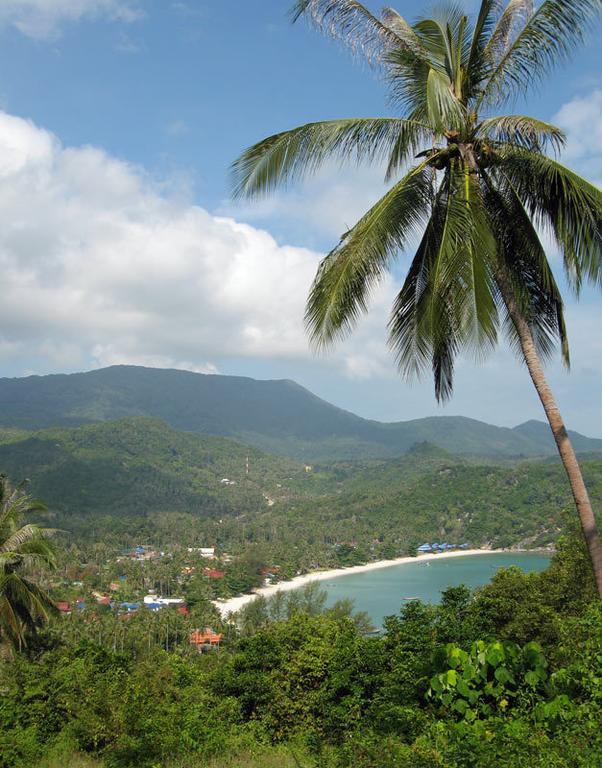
[213,548,548,617]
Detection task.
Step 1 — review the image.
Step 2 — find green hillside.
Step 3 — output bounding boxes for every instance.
[0,418,599,555]
[0,418,308,538]
[513,419,602,454]
[1,365,601,460]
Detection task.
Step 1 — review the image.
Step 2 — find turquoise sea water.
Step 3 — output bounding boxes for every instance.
[321,552,551,627]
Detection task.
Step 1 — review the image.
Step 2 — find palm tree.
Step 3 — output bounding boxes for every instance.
[0,475,57,651]
[232,0,602,595]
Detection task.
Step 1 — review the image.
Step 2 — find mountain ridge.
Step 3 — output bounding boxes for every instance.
[0,365,600,460]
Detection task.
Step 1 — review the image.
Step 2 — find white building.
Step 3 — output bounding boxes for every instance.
[187,547,215,558]
[143,594,185,606]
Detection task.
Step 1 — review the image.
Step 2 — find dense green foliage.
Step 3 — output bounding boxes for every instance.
[0,477,56,652]
[0,418,302,537]
[0,418,600,562]
[0,532,599,768]
[1,366,601,460]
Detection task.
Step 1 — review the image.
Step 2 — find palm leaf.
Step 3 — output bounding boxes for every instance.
[385,48,432,120]
[384,110,429,182]
[0,588,22,645]
[388,179,453,393]
[484,0,533,60]
[290,0,411,67]
[466,0,504,92]
[477,115,565,153]
[1,524,45,553]
[0,478,46,531]
[305,159,435,348]
[389,162,499,401]
[426,68,465,132]
[0,477,56,650]
[479,0,600,106]
[381,7,430,59]
[482,170,570,365]
[495,149,602,293]
[231,117,429,199]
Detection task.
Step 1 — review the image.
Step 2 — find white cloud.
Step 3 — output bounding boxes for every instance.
[554,89,602,184]
[0,111,394,378]
[90,346,218,375]
[0,0,141,39]
[222,162,390,243]
[1,93,600,432]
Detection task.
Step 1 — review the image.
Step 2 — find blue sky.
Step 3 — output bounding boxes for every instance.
[0,0,601,434]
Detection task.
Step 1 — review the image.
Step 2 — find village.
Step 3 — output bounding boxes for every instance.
[48,541,289,650]
[49,537,474,652]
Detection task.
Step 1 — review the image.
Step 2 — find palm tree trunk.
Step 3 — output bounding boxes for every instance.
[498,277,602,597]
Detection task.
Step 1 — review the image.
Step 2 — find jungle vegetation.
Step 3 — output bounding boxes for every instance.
[0,524,599,768]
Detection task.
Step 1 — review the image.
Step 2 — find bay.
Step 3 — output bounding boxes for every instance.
[321,552,551,627]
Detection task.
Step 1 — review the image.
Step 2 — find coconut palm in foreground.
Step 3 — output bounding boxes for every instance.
[233,0,602,594]
[0,475,56,652]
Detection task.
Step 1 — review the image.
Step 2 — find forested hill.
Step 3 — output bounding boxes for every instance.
[0,418,304,530]
[1,365,601,460]
[1,418,600,552]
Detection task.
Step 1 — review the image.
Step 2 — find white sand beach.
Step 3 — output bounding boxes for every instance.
[213,548,502,617]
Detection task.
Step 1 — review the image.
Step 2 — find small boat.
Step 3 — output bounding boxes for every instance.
[402,597,419,601]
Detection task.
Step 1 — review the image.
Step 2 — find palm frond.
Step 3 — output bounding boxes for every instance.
[2,573,56,622]
[290,0,410,67]
[381,9,458,116]
[0,477,56,650]
[1,524,44,554]
[17,534,57,569]
[424,3,472,83]
[231,117,429,199]
[0,589,22,646]
[384,48,432,120]
[381,7,431,60]
[467,0,504,89]
[477,115,565,153]
[413,9,471,80]
[484,0,533,60]
[0,572,56,649]
[389,162,499,401]
[384,110,428,182]
[426,68,465,132]
[482,170,570,366]
[0,550,55,574]
[494,149,602,293]
[479,0,599,106]
[0,480,46,531]
[305,159,435,348]
[388,179,462,401]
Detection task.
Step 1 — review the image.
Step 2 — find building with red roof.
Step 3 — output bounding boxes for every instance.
[203,568,226,579]
[190,628,223,651]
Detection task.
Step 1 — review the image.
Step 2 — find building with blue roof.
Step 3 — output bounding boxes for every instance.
[120,602,140,612]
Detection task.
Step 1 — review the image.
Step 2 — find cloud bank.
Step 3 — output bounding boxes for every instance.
[0,111,393,377]
[0,90,600,432]
[554,89,602,185]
